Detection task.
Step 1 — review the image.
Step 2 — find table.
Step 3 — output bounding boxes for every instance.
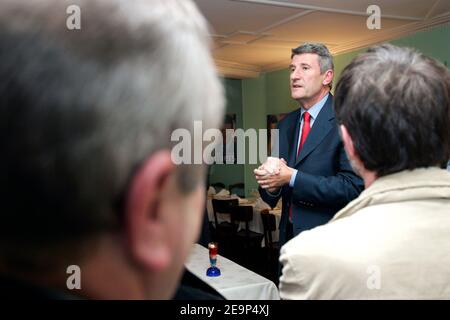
[185,244,280,300]
[207,196,282,243]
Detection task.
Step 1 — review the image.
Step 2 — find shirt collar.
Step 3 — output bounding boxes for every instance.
[300,93,329,121]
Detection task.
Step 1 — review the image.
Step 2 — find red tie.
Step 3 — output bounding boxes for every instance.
[297,112,311,157]
[290,112,311,221]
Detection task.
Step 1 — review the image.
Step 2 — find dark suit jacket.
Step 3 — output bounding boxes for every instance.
[260,95,364,246]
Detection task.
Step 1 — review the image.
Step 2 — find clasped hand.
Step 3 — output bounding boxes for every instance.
[254,157,294,193]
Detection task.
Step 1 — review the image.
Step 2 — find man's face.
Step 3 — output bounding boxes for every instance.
[289,53,328,104]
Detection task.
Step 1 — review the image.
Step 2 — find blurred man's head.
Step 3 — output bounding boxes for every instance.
[289,43,334,109]
[334,44,450,186]
[0,0,224,299]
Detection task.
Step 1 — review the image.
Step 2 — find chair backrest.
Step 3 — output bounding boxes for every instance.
[211,198,238,227]
[210,182,226,193]
[230,205,253,232]
[260,209,276,247]
[228,182,245,197]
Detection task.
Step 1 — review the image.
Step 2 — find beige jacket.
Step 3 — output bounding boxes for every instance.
[279,167,450,299]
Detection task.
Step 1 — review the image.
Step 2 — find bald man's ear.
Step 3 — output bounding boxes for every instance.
[340,125,356,160]
[124,150,175,272]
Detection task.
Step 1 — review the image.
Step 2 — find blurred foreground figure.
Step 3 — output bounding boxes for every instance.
[0,0,224,299]
[280,44,450,299]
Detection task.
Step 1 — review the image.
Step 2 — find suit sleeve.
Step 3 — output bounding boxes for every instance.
[291,143,364,208]
[259,186,281,209]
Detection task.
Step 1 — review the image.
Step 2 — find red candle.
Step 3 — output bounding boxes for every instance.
[208,242,218,258]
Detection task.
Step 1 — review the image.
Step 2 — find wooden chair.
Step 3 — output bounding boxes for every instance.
[211,198,239,257]
[230,205,264,267]
[260,209,280,283]
[210,182,226,193]
[260,209,279,249]
[228,182,245,198]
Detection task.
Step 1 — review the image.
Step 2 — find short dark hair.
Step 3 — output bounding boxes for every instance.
[334,44,450,177]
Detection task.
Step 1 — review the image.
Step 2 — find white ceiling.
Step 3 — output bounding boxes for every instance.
[193,0,450,78]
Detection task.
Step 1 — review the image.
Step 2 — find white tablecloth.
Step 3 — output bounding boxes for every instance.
[185,244,280,300]
[207,196,281,243]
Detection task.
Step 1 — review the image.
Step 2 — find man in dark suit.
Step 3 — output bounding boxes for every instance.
[255,43,364,247]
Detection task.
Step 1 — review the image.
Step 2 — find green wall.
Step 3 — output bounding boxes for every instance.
[333,24,450,85]
[210,23,450,196]
[265,69,297,114]
[391,24,450,66]
[242,74,267,196]
[208,78,245,188]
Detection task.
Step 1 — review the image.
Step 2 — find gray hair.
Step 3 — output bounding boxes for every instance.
[291,43,334,88]
[0,0,224,268]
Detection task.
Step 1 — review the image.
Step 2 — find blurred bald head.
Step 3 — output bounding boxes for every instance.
[0,0,224,298]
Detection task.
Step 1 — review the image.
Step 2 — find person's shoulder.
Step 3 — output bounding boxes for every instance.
[0,275,82,299]
[279,214,372,291]
[318,93,336,119]
[281,223,336,258]
[277,108,300,128]
[279,218,366,299]
[281,214,365,261]
[173,269,225,300]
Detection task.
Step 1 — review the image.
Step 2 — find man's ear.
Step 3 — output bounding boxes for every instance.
[340,124,356,159]
[322,69,334,87]
[124,150,175,272]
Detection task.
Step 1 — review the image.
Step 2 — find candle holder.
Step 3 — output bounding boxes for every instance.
[206,242,221,277]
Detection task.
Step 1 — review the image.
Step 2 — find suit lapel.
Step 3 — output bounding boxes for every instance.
[295,95,335,166]
[286,109,302,167]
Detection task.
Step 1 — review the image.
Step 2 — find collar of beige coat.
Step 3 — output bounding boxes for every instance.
[332,167,450,222]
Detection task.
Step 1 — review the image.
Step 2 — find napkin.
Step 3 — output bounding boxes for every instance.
[215,188,230,197]
[207,186,216,196]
